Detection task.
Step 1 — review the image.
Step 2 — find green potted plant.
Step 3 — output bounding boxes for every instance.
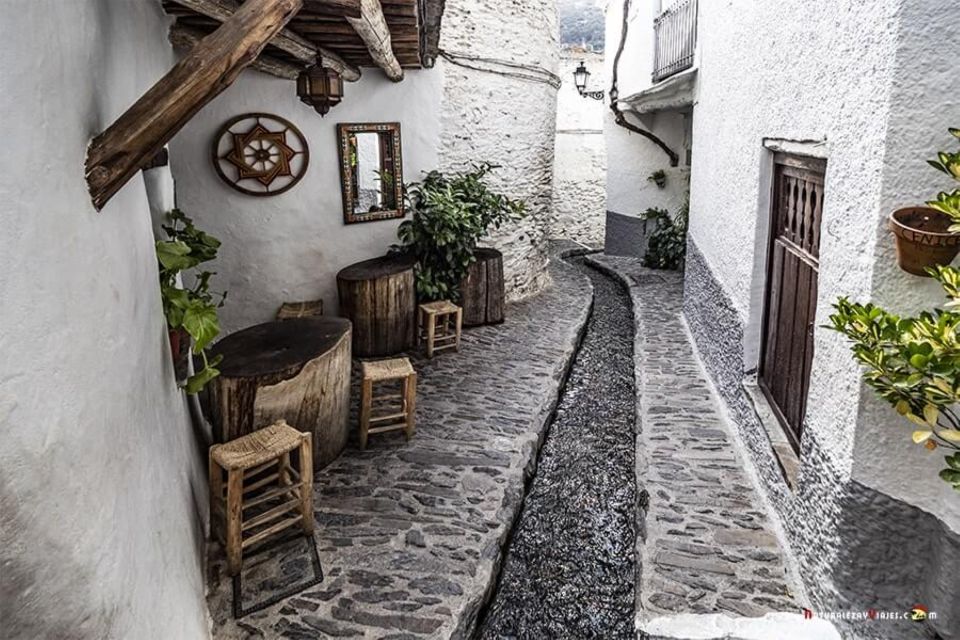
[890,127,960,276]
[156,209,227,394]
[393,163,526,317]
[829,264,960,492]
[647,169,667,189]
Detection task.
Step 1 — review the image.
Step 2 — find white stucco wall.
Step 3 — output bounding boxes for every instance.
[602,0,690,227]
[551,51,607,245]
[172,68,443,333]
[0,1,210,638]
[684,0,959,530]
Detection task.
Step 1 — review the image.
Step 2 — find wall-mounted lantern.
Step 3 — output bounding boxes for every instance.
[297,62,343,116]
[573,61,605,101]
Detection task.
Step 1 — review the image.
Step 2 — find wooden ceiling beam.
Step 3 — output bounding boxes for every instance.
[170,0,361,81]
[302,0,361,17]
[169,23,302,80]
[86,0,303,210]
[345,0,404,81]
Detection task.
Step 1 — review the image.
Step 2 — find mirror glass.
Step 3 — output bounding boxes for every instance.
[338,123,404,224]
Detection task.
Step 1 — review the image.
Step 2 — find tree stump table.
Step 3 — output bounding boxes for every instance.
[337,254,417,357]
[460,247,505,326]
[208,317,352,469]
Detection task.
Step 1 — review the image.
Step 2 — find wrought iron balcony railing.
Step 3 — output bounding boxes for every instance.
[652,0,698,83]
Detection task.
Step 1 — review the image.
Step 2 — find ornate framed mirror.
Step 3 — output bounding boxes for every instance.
[337,122,405,224]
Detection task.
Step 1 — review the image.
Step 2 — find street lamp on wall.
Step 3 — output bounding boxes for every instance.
[573,61,605,101]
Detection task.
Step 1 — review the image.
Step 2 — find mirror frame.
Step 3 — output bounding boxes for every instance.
[336,122,405,224]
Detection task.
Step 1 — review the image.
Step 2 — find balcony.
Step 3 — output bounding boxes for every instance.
[652,0,698,83]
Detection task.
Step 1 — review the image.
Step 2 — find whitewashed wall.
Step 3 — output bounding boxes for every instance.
[0,1,209,638]
[551,51,607,245]
[602,0,690,257]
[172,69,444,333]
[438,0,560,298]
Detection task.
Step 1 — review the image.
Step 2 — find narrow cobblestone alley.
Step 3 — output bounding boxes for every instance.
[478,259,637,640]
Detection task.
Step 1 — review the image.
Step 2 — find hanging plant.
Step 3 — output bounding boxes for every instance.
[156,209,227,394]
[829,265,960,492]
[647,169,667,189]
[392,163,526,302]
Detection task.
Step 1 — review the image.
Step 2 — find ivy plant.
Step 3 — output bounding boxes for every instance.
[926,126,960,231]
[641,201,688,271]
[156,209,226,394]
[828,265,960,492]
[393,163,526,302]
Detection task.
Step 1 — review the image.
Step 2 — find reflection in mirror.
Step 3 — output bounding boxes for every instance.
[338,123,404,224]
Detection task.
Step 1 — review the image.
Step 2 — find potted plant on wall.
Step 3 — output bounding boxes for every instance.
[393,163,526,325]
[890,127,960,276]
[829,265,960,492]
[156,209,227,393]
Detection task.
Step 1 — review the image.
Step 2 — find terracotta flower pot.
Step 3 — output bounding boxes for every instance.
[889,207,960,276]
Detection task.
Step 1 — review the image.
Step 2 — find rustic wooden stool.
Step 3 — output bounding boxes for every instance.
[359,358,417,449]
[418,300,462,358]
[276,299,323,319]
[209,420,314,576]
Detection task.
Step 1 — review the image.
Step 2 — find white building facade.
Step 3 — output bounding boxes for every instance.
[605,0,960,638]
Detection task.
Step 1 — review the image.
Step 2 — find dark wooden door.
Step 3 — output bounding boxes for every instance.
[759,153,826,451]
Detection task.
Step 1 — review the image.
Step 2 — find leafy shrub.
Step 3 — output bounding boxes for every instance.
[156,210,226,393]
[829,265,960,491]
[394,163,526,302]
[642,202,688,270]
[926,127,960,231]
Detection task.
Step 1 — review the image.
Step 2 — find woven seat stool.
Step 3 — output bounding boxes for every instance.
[208,420,313,576]
[359,358,417,449]
[418,300,462,358]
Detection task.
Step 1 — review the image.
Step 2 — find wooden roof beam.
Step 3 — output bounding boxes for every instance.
[303,0,361,17]
[170,0,361,81]
[345,0,404,81]
[169,23,302,80]
[85,0,303,210]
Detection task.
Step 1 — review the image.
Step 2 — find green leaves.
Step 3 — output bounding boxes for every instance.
[642,202,688,270]
[927,127,960,229]
[393,163,526,302]
[829,266,960,493]
[156,209,226,394]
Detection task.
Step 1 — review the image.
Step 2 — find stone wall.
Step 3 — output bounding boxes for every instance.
[0,1,210,638]
[437,0,560,299]
[550,51,607,246]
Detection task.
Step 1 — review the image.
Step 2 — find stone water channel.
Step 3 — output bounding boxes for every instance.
[478,259,638,639]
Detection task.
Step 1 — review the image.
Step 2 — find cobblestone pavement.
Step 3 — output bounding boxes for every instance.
[208,242,594,640]
[478,259,637,639]
[585,255,800,634]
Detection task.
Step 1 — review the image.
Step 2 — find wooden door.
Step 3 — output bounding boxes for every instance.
[759,153,826,451]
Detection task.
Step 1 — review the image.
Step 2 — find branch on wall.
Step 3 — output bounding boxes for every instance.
[609,0,679,167]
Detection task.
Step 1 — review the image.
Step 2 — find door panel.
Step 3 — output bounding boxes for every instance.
[759,154,825,450]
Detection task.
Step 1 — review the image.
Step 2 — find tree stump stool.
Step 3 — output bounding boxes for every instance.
[209,420,313,576]
[276,299,323,319]
[418,300,462,358]
[337,254,417,357]
[460,247,505,326]
[359,358,417,449]
[208,317,352,469]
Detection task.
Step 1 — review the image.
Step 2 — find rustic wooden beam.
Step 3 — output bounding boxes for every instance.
[170,0,361,81]
[345,0,404,81]
[85,0,303,210]
[302,0,361,17]
[169,23,302,80]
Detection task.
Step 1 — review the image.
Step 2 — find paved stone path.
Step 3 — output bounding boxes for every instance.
[208,242,593,640]
[585,255,805,639]
[478,259,637,639]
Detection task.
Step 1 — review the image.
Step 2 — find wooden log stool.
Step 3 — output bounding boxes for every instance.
[209,420,314,576]
[337,254,417,357]
[359,358,417,449]
[418,300,462,358]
